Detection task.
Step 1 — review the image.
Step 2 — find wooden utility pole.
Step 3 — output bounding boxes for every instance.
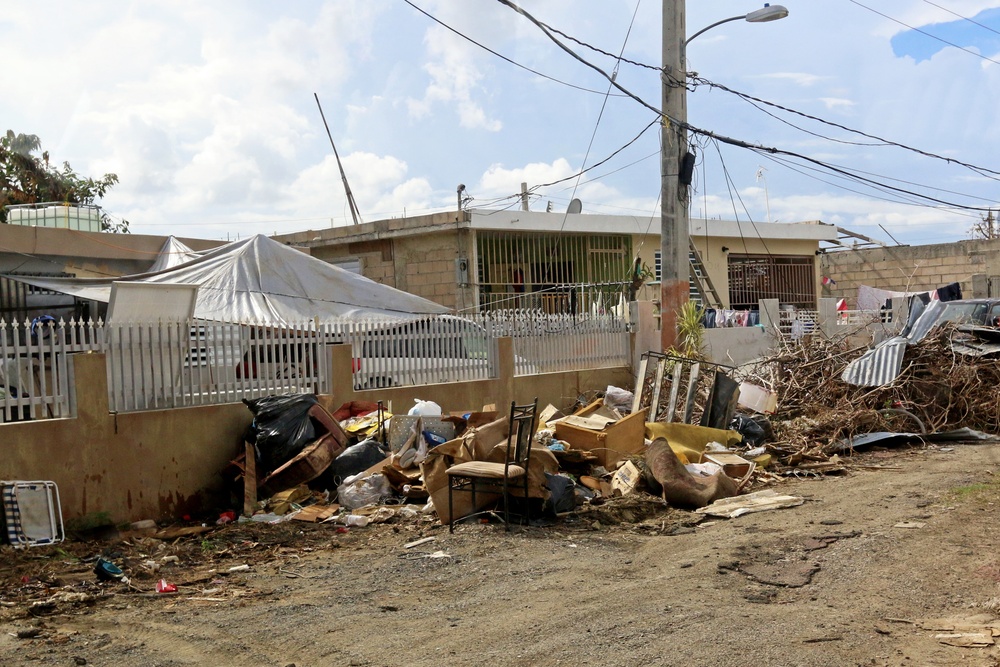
[660,0,688,353]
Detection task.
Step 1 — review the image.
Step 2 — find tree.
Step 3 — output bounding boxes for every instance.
[970,209,999,240]
[0,130,129,233]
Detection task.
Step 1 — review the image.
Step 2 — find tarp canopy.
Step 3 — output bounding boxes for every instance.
[4,234,451,324]
[147,236,205,273]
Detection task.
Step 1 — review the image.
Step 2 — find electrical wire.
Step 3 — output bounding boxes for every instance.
[848,0,1000,67]
[530,119,658,191]
[402,0,628,97]
[712,139,772,257]
[691,75,1000,183]
[921,0,1000,38]
[494,0,1000,216]
[550,0,643,242]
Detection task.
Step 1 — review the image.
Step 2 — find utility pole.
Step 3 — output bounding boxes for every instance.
[660,0,689,352]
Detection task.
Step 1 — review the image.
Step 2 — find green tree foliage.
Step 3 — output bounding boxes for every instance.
[0,130,128,233]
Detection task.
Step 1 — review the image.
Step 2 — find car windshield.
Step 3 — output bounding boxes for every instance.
[939,302,985,324]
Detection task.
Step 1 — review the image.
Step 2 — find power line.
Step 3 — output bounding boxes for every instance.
[847,0,1000,67]
[692,75,1000,183]
[921,0,1000,38]
[401,0,628,97]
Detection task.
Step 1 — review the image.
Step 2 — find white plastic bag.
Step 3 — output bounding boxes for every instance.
[408,399,442,416]
[337,473,391,510]
[603,385,634,412]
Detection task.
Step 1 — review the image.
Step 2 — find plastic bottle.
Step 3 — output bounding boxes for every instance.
[340,514,370,527]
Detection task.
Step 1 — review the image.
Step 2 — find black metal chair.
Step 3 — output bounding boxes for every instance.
[447,398,538,532]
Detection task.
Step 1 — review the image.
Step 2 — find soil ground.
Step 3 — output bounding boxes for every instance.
[3,442,1000,667]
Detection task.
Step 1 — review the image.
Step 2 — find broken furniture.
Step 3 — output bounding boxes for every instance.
[446,398,538,532]
[632,352,740,428]
[1,480,64,548]
[552,400,648,468]
[231,394,351,511]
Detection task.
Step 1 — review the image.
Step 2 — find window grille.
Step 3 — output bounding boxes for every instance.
[475,231,632,314]
[728,254,815,310]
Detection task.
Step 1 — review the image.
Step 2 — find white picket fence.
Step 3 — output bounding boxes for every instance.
[1,313,631,418]
[474,312,631,374]
[0,319,103,422]
[105,320,329,412]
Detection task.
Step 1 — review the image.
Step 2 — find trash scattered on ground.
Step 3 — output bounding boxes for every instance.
[695,490,804,519]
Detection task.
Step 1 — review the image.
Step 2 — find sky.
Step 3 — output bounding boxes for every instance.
[3,0,1000,247]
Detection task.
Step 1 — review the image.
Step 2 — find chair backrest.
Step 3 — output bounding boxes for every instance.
[505,398,538,471]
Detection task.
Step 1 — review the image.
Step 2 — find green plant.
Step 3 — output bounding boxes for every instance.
[947,477,1000,508]
[667,301,706,359]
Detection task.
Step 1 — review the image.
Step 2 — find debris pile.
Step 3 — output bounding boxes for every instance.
[734,323,1000,469]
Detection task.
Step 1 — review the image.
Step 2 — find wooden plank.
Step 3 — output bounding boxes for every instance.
[648,358,666,421]
[243,440,257,517]
[683,362,701,424]
[631,357,648,414]
[665,361,683,423]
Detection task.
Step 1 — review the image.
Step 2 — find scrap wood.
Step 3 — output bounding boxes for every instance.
[744,327,1000,464]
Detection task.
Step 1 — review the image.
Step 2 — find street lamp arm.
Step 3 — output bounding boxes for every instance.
[685,16,744,47]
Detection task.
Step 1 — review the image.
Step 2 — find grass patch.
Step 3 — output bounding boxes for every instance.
[948,477,1000,504]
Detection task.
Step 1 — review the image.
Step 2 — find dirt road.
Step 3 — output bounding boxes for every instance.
[3,442,1000,667]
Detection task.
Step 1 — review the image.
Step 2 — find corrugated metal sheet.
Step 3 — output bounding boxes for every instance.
[842,299,951,387]
[841,337,907,387]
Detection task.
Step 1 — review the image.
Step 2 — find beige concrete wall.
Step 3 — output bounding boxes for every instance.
[0,224,222,278]
[2,343,631,525]
[327,342,632,419]
[820,240,1000,304]
[703,327,774,366]
[630,232,822,308]
[0,353,250,525]
[278,214,472,311]
[694,237,822,309]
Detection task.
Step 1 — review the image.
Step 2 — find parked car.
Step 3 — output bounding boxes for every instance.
[352,315,498,389]
[938,298,1000,327]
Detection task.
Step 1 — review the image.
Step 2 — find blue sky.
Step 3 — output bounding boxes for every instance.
[892,6,1000,61]
[3,1,1000,247]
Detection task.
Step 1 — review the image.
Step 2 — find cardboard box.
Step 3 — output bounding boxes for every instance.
[553,400,648,468]
[611,460,641,496]
[703,452,752,479]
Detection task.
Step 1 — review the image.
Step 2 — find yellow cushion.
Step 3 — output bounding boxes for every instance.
[447,461,526,479]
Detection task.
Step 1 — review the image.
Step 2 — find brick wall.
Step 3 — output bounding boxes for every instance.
[820,239,1000,305]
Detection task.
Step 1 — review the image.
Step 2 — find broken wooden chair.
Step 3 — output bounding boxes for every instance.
[446,398,537,532]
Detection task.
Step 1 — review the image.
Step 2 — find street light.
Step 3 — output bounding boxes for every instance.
[686,4,790,46]
[659,3,788,353]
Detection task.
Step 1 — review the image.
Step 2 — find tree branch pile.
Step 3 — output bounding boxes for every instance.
[740,326,1000,460]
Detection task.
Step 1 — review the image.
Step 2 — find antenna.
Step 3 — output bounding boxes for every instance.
[566,198,582,214]
[314,93,362,226]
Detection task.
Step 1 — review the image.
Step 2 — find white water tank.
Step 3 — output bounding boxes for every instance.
[6,205,102,232]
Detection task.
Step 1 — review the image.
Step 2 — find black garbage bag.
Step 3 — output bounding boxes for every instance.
[243,394,319,474]
[543,472,577,516]
[730,413,772,447]
[327,438,389,488]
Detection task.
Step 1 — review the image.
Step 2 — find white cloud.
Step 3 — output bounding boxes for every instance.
[756,72,828,87]
[818,97,857,111]
[407,24,502,132]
